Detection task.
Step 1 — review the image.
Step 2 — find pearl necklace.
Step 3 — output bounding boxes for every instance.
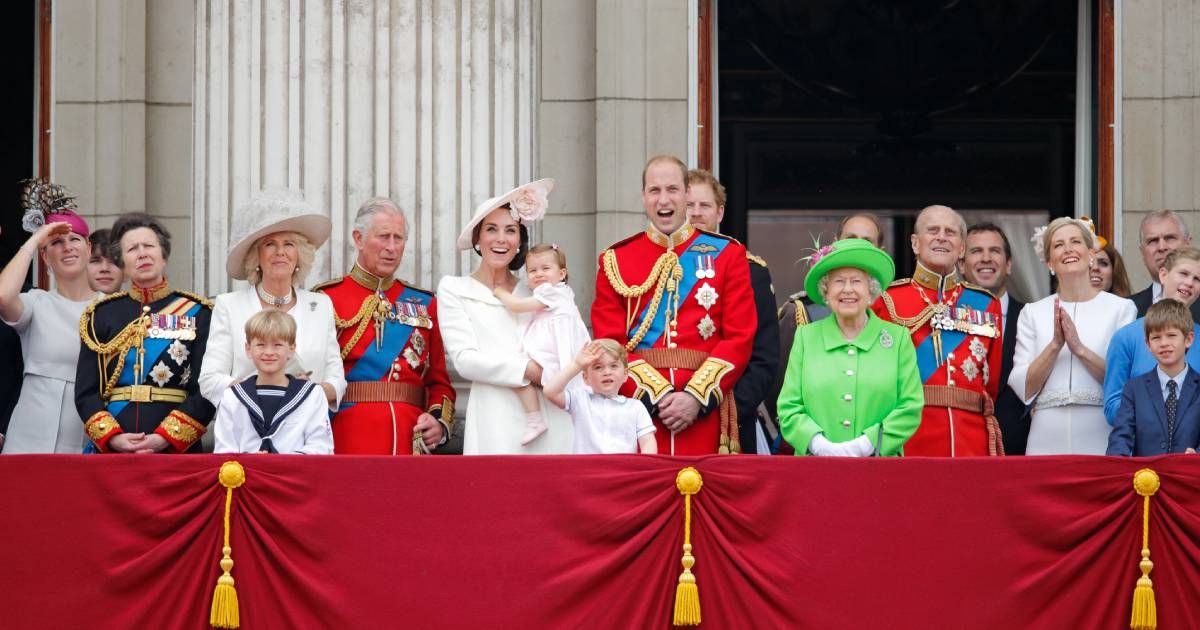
[256,283,293,308]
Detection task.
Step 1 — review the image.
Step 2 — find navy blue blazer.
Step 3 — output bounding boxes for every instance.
[1106,366,1200,456]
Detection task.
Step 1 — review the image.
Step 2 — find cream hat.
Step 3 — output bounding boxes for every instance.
[226,189,332,280]
[456,178,555,251]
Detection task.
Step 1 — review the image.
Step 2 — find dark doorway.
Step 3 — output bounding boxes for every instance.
[716,0,1080,303]
[1,2,36,269]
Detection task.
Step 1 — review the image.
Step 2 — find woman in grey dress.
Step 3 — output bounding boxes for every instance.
[0,184,98,453]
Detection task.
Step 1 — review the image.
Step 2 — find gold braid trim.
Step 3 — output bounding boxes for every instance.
[602,249,682,352]
[79,302,150,400]
[333,294,383,359]
[879,289,935,333]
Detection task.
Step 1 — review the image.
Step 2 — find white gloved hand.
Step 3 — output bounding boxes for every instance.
[850,435,875,457]
[809,433,834,456]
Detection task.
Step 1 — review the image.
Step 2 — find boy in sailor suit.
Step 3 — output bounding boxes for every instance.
[214,310,333,454]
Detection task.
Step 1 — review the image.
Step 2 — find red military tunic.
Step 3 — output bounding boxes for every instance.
[872,263,1004,456]
[315,264,455,455]
[592,223,756,454]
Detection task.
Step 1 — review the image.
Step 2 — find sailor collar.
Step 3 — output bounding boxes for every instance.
[911,262,959,294]
[128,280,172,304]
[645,222,695,249]
[350,262,396,292]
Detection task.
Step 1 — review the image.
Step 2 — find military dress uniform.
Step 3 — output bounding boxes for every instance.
[315,264,455,455]
[76,283,215,452]
[732,252,780,454]
[591,223,756,455]
[871,263,1005,456]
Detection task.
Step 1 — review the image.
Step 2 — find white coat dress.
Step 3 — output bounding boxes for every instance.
[436,275,574,454]
[198,286,347,408]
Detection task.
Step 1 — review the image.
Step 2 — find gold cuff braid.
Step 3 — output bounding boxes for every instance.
[684,358,735,407]
[628,359,672,405]
[84,411,120,444]
[159,410,205,449]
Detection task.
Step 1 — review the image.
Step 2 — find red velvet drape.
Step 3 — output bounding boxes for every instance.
[2,455,1199,629]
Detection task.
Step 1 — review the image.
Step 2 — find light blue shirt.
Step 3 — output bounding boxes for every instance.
[1103,317,1200,423]
[1157,366,1188,402]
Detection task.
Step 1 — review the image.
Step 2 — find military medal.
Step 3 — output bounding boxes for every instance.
[695,283,718,310]
[403,347,422,370]
[410,329,426,356]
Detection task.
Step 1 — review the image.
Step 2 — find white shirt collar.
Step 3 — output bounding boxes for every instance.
[1152,281,1164,303]
[999,292,1009,320]
[1157,365,1188,399]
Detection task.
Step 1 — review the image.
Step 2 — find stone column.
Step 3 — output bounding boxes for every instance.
[193,0,539,295]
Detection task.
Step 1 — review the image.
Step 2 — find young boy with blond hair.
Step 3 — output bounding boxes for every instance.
[543,338,656,454]
[213,310,334,454]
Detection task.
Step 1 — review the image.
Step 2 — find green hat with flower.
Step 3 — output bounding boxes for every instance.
[804,238,895,306]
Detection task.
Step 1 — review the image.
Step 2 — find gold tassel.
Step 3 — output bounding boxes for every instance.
[211,461,246,629]
[673,467,703,626]
[1130,468,1160,630]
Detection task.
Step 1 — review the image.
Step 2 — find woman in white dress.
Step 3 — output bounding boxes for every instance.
[437,179,575,454]
[199,190,346,410]
[0,181,97,453]
[1009,217,1137,454]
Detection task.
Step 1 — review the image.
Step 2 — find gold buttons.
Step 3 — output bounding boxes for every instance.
[669,342,678,348]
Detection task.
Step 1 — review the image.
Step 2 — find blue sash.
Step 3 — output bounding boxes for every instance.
[340,287,431,411]
[631,233,728,350]
[106,300,204,417]
[913,288,993,381]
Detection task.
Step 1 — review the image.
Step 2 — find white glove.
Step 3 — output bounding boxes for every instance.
[809,433,834,456]
[850,435,875,457]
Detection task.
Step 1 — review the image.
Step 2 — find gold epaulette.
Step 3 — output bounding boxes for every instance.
[310,277,343,292]
[174,290,214,309]
[746,252,767,268]
[792,297,810,327]
[888,277,910,288]
[960,281,998,300]
[84,290,129,312]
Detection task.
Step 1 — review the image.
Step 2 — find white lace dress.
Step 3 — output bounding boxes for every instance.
[520,282,591,386]
[1008,291,1136,454]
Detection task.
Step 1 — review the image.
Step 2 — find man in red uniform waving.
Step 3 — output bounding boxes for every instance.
[314,198,455,455]
[592,155,755,454]
[872,205,1005,456]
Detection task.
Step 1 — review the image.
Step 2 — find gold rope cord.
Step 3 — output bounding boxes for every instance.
[333,294,382,359]
[79,307,150,399]
[602,249,681,352]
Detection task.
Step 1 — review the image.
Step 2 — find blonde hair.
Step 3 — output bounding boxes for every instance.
[242,231,316,286]
[527,243,568,281]
[1144,298,1192,340]
[1041,217,1097,263]
[590,338,628,367]
[1161,247,1200,272]
[244,309,297,345]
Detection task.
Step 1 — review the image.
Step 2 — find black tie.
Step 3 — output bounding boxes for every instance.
[1166,380,1179,451]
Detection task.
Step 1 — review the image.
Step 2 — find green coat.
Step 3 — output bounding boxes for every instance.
[777,310,923,456]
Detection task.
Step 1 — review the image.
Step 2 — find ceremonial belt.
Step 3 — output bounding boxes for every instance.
[639,348,708,371]
[923,385,1005,456]
[108,385,187,403]
[636,347,741,454]
[343,381,425,407]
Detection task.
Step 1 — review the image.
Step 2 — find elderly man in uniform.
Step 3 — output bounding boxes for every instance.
[686,168,779,454]
[871,205,1004,456]
[314,198,455,455]
[592,155,755,455]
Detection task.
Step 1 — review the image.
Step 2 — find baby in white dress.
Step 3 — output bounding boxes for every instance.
[494,243,591,444]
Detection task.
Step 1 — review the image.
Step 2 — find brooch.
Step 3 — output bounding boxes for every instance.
[879,329,893,348]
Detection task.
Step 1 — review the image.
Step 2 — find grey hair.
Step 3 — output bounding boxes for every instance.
[1041,217,1097,263]
[817,272,884,304]
[353,197,407,234]
[243,232,316,286]
[914,204,967,239]
[1139,209,1190,245]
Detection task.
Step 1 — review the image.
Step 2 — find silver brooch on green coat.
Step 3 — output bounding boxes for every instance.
[880,329,893,348]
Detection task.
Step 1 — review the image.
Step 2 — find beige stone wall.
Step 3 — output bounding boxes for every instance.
[538,0,690,318]
[1121,0,1200,289]
[53,0,194,286]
